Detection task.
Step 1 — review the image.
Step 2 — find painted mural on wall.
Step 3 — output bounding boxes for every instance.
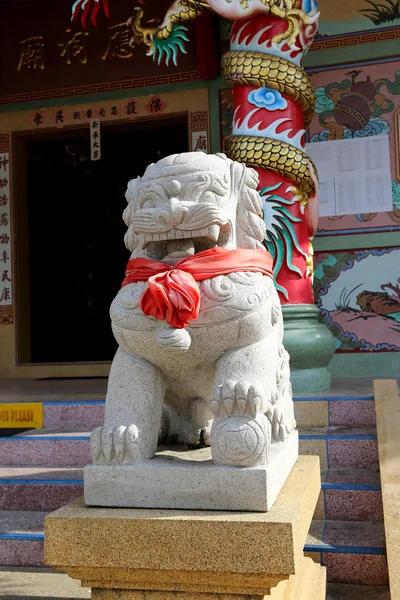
[308,59,400,235]
[314,248,400,352]
[316,0,400,36]
[219,0,400,52]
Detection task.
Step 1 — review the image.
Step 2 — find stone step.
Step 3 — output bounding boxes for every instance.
[0,427,378,469]
[0,467,84,511]
[315,468,383,522]
[0,376,380,431]
[0,567,90,599]
[299,427,378,470]
[0,379,107,402]
[0,513,388,580]
[0,430,91,467]
[41,395,376,429]
[0,511,46,567]
[306,520,388,586]
[294,394,375,428]
[0,464,382,522]
[326,583,390,600]
[42,401,105,430]
[0,570,390,600]
[0,393,377,430]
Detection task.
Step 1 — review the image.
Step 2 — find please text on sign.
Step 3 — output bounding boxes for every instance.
[0,403,43,428]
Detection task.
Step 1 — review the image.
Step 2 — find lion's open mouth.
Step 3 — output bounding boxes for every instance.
[140,224,231,263]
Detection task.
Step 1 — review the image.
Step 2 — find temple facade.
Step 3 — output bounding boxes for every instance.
[0,0,399,380]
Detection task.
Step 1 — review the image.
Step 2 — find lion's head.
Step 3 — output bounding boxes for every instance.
[123,152,266,264]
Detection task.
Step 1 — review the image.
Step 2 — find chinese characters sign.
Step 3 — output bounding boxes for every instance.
[29,96,167,129]
[0,0,196,101]
[192,132,208,153]
[0,154,12,308]
[90,119,101,161]
[191,110,209,154]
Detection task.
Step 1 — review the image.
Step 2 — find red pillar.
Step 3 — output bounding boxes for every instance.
[222,10,319,304]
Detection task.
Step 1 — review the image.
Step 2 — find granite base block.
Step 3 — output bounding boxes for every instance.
[89,557,326,600]
[84,433,298,512]
[46,456,323,599]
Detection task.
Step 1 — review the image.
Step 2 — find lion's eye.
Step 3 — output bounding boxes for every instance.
[141,198,156,209]
[200,191,218,204]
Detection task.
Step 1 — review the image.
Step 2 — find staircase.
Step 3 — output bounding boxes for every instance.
[296,385,388,592]
[0,378,391,598]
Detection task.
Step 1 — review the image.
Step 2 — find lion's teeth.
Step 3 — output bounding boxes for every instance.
[142,226,219,244]
[208,225,220,242]
[167,230,177,240]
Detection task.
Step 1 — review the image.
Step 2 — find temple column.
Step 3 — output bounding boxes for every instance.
[220,7,335,393]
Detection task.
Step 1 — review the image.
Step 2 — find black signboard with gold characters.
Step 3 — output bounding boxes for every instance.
[0,0,197,104]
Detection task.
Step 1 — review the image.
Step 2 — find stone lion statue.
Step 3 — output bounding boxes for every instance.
[91,152,296,469]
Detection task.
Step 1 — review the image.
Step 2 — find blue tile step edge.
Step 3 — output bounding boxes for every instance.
[0,467,381,491]
[44,396,374,404]
[293,396,374,403]
[320,469,381,492]
[305,520,386,556]
[0,395,376,406]
[0,426,377,442]
[298,427,376,440]
[0,513,386,556]
[2,534,380,551]
[0,538,385,555]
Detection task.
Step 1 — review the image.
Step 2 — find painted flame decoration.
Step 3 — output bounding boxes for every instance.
[71,0,111,28]
[233,108,306,151]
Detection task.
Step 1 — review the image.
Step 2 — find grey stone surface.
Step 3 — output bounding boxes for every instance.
[0,567,90,599]
[84,433,298,511]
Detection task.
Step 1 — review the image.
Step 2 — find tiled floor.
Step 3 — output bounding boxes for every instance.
[0,569,390,599]
[1,377,399,402]
[0,379,107,402]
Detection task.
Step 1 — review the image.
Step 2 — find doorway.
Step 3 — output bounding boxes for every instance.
[16,115,189,364]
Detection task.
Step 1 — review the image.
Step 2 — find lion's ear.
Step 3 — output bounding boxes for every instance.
[123,176,141,252]
[125,176,141,207]
[234,165,266,249]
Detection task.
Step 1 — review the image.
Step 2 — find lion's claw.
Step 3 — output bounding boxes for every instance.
[210,380,266,418]
[91,425,141,465]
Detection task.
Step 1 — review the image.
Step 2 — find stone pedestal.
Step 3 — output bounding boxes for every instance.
[84,434,298,512]
[45,456,326,600]
[283,305,336,395]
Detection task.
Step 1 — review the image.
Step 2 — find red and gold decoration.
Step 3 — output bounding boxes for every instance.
[141,0,320,303]
[69,0,320,304]
[220,3,320,304]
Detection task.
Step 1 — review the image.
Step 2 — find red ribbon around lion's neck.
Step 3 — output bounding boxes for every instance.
[121,247,274,329]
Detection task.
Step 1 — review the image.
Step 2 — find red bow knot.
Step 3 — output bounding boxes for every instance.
[122,247,273,329]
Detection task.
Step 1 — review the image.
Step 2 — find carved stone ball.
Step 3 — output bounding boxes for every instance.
[211,415,269,467]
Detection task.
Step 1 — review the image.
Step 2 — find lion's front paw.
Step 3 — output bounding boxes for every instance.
[209,380,271,468]
[91,425,143,465]
[270,407,297,443]
[210,380,266,419]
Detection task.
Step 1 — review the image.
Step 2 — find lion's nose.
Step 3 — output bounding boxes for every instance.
[159,198,189,227]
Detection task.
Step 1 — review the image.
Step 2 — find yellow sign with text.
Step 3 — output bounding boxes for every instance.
[0,403,43,428]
